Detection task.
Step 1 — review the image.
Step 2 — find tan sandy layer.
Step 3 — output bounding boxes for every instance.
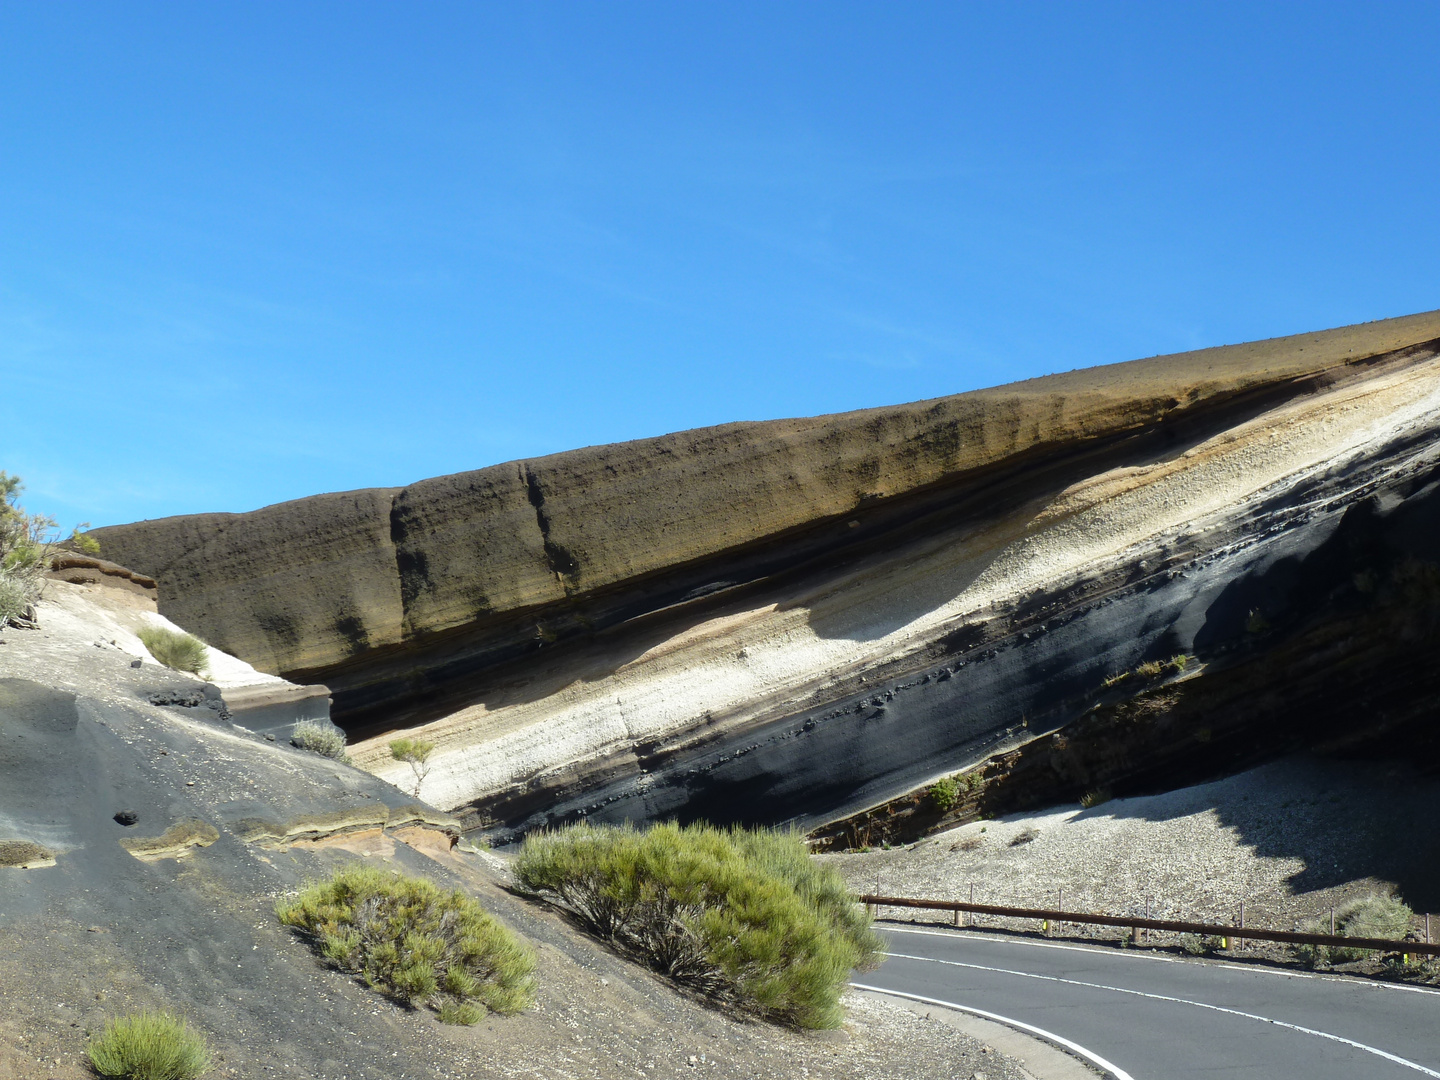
[93,310,1440,676]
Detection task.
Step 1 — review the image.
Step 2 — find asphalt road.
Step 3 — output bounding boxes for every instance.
[855,925,1440,1079]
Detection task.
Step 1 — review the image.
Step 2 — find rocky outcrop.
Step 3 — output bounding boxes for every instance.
[45,554,157,601]
[92,310,1440,841]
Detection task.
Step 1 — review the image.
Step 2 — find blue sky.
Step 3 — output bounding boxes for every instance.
[3,3,1439,529]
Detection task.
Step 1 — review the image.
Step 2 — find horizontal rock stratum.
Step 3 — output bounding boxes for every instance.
[95,310,1440,838]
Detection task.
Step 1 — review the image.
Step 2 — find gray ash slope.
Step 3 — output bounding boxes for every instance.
[0,584,1013,1080]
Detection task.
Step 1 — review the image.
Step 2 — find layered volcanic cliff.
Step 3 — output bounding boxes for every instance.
[94,310,1440,841]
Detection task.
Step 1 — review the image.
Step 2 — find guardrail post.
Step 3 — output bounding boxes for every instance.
[1239,900,1245,949]
[969,883,974,927]
[1331,906,1336,936]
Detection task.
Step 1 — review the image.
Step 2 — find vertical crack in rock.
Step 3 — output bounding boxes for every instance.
[389,486,430,635]
[524,463,581,591]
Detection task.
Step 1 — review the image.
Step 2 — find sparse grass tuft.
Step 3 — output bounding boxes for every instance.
[1079,788,1112,809]
[137,626,209,676]
[86,1009,210,1080]
[276,863,535,1019]
[291,720,352,764]
[515,822,881,1029]
[438,1000,485,1025]
[1105,655,1190,691]
[1009,827,1040,847]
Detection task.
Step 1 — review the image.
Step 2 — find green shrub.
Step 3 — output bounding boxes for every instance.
[0,473,52,627]
[86,1010,210,1080]
[291,720,351,764]
[137,626,209,676]
[1177,933,1228,956]
[1292,896,1414,966]
[0,571,32,626]
[514,822,882,1029]
[928,776,961,811]
[1331,894,1413,961]
[276,864,535,1019]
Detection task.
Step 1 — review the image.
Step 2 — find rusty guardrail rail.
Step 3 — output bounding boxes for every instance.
[860,894,1440,957]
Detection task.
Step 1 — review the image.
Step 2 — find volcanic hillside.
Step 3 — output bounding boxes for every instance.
[0,578,1009,1080]
[94,310,1440,843]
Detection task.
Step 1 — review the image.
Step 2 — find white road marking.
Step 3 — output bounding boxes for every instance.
[881,924,1440,997]
[851,981,1137,1080]
[882,949,1440,1077]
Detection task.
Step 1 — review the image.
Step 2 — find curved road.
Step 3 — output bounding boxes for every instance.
[856,925,1440,1079]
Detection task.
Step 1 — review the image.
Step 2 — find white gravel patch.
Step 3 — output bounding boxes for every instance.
[825,756,1440,934]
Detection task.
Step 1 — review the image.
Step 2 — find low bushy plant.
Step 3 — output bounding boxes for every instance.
[0,571,32,627]
[515,822,881,1029]
[1331,894,1414,961]
[928,776,961,811]
[290,720,351,764]
[276,864,535,1019]
[86,1009,210,1080]
[1,472,57,627]
[137,626,209,676]
[1177,933,1227,955]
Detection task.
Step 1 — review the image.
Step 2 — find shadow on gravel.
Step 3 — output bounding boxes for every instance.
[1074,756,1440,913]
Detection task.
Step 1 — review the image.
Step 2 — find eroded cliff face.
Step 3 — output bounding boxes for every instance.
[94,311,1440,839]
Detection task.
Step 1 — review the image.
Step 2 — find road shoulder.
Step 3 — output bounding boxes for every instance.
[852,988,1104,1080]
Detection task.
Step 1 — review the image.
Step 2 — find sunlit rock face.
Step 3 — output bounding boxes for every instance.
[95,311,1440,840]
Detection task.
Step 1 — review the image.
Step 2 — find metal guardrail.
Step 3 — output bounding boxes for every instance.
[860,894,1440,957]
